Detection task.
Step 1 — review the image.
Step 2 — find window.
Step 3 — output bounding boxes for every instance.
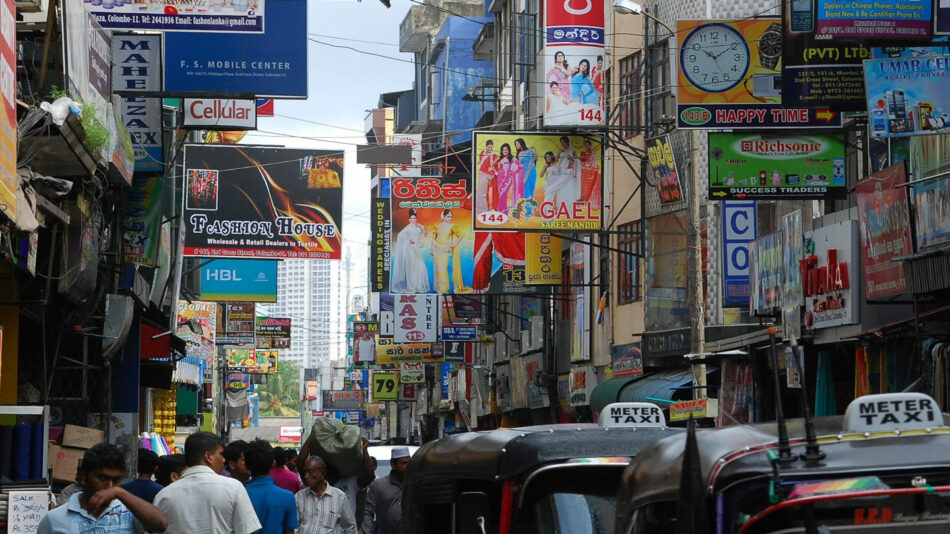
[618,221,642,303]
[646,38,674,133]
[618,52,642,139]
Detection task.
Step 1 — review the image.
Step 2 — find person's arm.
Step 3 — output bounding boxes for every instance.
[85,487,167,533]
[298,432,314,471]
[340,491,358,534]
[356,437,375,489]
[360,483,377,534]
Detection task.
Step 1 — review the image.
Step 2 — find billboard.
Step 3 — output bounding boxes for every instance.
[224,347,275,374]
[255,317,291,349]
[394,294,438,343]
[163,0,305,98]
[542,0,604,127]
[645,135,684,205]
[856,164,912,298]
[816,0,931,41]
[371,179,391,292]
[722,201,757,308]
[676,19,842,129]
[216,302,256,346]
[708,132,847,200]
[124,174,165,266]
[374,338,443,364]
[85,1,264,32]
[176,300,216,382]
[803,221,859,329]
[525,233,563,285]
[182,145,343,259]
[353,321,378,363]
[472,132,603,231]
[0,0,13,223]
[864,55,950,138]
[199,259,278,302]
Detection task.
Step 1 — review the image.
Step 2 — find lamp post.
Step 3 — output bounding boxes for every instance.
[612,0,675,35]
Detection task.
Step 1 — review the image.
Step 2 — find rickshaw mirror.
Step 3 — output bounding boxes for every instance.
[456,491,491,534]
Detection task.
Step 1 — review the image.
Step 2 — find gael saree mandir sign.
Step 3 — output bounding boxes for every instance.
[183,145,343,259]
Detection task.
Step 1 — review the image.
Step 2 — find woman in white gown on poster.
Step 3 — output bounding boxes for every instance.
[391,209,431,293]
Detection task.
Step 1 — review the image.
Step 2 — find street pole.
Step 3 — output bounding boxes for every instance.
[689,131,706,400]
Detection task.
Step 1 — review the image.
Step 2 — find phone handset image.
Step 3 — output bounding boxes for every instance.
[789,0,814,33]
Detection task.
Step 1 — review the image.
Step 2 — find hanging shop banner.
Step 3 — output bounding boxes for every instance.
[176,300,217,383]
[803,220,860,329]
[111,34,162,96]
[85,1,264,33]
[569,366,596,407]
[856,164,913,298]
[781,210,805,308]
[749,232,784,316]
[451,295,482,318]
[216,302,256,346]
[472,131,603,231]
[123,174,164,266]
[443,341,467,364]
[255,317,291,349]
[864,55,950,138]
[721,201,757,308]
[441,298,477,341]
[816,0,931,41]
[543,0,605,127]
[374,338,443,364]
[781,2,869,111]
[371,180,391,292]
[400,363,425,384]
[908,134,950,249]
[392,134,424,178]
[182,98,257,130]
[353,322,378,363]
[707,132,847,200]
[224,347,272,374]
[611,343,644,378]
[645,135,685,205]
[389,177,473,293]
[163,0,305,98]
[0,0,13,225]
[253,350,278,374]
[372,372,398,402]
[323,391,364,411]
[182,145,343,259]
[394,294,438,343]
[525,233,563,285]
[676,19,842,129]
[122,97,164,172]
[200,259,278,302]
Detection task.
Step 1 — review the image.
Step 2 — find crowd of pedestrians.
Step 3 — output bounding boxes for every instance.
[38,430,411,534]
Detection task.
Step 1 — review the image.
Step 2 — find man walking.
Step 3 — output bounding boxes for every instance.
[39,443,167,534]
[120,448,164,503]
[243,439,299,534]
[361,446,411,534]
[223,439,251,483]
[296,456,357,534]
[154,431,262,534]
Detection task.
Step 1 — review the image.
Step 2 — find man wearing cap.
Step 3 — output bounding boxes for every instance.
[360,446,411,534]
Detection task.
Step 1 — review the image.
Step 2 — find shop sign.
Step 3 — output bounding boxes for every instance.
[721,201,757,307]
[394,294,437,343]
[322,391,363,411]
[856,164,912,298]
[645,135,684,205]
[111,34,162,95]
[864,55,950,138]
[183,98,257,130]
[86,0,264,33]
[374,337,442,364]
[749,232,784,315]
[399,383,417,401]
[124,174,165,266]
[255,317,291,349]
[524,353,550,408]
[816,0,932,41]
[278,426,302,443]
[803,220,859,329]
[121,97,163,172]
[611,343,644,378]
[643,329,690,359]
[908,135,950,250]
[372,372,398,402]
[200,259,277,302]
[443,341,466,364]
[392,134,423,177]
[400,363,425,384]
[353,322,379,363]
[669,398,719,421]
[217,302,255,346]
[525,234,563,284]
[0,0,14,224]
[569,366,596,407]
[542,0,605,127]
[370,182,390,292]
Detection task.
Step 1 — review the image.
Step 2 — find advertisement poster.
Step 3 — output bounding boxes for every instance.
[353,322,379,363]
[176,300,216,382]
[525,233,563,284]
[224,347,275,374]
[523,353,550,408]
[909,134,950,249]
[645,135,685,205]
[816,0,931,40]
[163,0,305,98]
[543,0,605,127]
[611,343,644,378]
[722,201,757,308]
[389,177,473,293]
[124,174,164,266]
[781,210,805,307]
[749,233,784,315]
[199,259,278,302]
[676,19,842,129]
[708,132,847,200]
[856,164,912,298]
[371,179,391,292]
[182,145,343,259]
[392,134,423,177]
[85,1,264,32]
[441,298,477,342]
[0,0,14,224]
[472,132,603,231]
[864,55,950,138]
[400,363,425,384]
[216,302,255,346]
[803,220,859,329]
[394,294,438,343]
[323,391,364,411]
[255,317,291,349]
[374,338,442,364]
[569,366,595,407]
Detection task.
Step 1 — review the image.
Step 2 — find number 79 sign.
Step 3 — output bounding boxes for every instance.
[373,372,398,401]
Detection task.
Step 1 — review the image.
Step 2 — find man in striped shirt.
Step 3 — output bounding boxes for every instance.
[296,456,357,534]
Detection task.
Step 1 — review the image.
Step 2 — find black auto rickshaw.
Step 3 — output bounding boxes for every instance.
[403,402,682,534]
[616,391,950,534]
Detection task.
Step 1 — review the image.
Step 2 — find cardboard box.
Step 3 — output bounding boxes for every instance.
[49,444,85,483]
[61,424,105,450]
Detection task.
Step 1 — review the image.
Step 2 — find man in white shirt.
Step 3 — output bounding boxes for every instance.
[296,456,357,534]
[154,431,262,534]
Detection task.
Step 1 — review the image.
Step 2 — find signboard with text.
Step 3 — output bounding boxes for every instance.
[645,135,685,205]
[200,259,278,302]
[394,294,438,343]
[0,0,15,224]
[543,0,605,127]
[803,220,859,329]
[856,164,912,298]
[255,317,291,349]
[865,55,950,138]
[86,1,264,32]
[722,201,757,307]
[816,0,931,41]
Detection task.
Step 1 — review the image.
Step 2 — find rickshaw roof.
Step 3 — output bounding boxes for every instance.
[407,423,682,483]
[618,414,950,514]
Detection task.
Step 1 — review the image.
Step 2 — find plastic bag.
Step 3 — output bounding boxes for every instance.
[307,417,362,478]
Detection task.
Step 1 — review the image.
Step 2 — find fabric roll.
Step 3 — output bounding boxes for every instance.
[12,423,30,480]
[29,421,43,479]
[0,424,13,478]
[814,351,837,417]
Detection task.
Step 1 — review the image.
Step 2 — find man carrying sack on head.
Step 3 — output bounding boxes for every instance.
[297,417,375,519]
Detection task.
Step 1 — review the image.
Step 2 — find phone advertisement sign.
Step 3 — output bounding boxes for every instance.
[864,55,950,138]
[816,0,931,41]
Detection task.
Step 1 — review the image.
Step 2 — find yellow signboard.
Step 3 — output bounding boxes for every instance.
[374,337,444,363]
[525,233,563,284]
[669,398,720,421]
[372,372,399,401]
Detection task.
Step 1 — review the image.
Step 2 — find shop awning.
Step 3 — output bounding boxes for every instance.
[589,375,643,414]
[617,368,697,405]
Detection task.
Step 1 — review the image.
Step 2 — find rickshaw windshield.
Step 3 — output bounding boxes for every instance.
[513,462,626,534]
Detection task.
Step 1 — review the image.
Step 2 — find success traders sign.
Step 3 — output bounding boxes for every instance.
[707,132,847,200]
[183,145,343,259]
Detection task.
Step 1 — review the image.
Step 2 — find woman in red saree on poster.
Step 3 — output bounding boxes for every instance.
[477,139,500,213]
[580,139,601,205]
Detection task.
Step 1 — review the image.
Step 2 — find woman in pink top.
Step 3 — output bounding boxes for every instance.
[269,447,303,493]
[496,143,524,213]
[546,51,574,103]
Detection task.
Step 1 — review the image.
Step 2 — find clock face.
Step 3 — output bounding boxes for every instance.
[680,23,750,93]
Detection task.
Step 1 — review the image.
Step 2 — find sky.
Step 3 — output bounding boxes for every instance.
[242,0,417,290]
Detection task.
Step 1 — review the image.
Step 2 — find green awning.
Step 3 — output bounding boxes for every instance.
[589,375,644,414]
[590,368,719,414]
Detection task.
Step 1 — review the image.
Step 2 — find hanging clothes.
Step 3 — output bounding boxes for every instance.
[815,351,837,417]
[855,346,870,398]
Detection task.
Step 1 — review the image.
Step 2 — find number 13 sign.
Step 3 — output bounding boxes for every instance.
[373,371,398,401]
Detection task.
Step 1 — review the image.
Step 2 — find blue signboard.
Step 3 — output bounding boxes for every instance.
[441,363,452,400]
[199,259,278,302]
[163,0,307,98]
[722,201,757,308]
[441,326,477,341]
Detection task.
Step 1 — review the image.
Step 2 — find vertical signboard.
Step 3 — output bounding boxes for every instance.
[124,174,165,266]
[0,0,16,223]
[255,317,291,349]
[176,300,217,383]
[371,179,391,292]
[721,201,757,307]
[749,233,784,315]
[525,233,563,284]
[909,135,950,250]
[122,97,164,172]
[353,321,379,363]
[645,135,684,205]
[112,34,162,96]
[216,302,256,346]
[394,294,438,343]
[803,221,859,329]
[543,0,605,127]
[856,164,912,298]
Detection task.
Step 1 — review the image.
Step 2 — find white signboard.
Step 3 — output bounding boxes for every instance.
[393,133,423,177]
[394,294,438,343]
[7,490,49,533]
[112,34,162,95]
[599,402,667,428]
[400,362,425,384]
[183,98,257,130]
[804,220,859,329]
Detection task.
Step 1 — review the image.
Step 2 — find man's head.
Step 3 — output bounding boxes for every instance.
[222,440,251,482]
[301,456,328,490]
[79,443,126,498]
[389,446,412,482]
[285,449,299,473]
[243,439,276,478]
[184,431,225,473]
[273,446,289,469]
[156,454,187,486]
[136,448,160,477]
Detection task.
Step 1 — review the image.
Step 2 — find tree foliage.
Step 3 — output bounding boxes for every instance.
[257,359,301,416]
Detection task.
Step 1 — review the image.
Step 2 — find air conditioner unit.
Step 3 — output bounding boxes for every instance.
[529,316,544,350]
[520,330,530,352]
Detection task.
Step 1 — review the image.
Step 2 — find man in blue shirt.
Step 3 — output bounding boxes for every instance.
[39,443,167,534]
[120,448,164,502]
[243,439,299,534]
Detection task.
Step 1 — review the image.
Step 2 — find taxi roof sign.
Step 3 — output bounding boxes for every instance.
[599,402,666,429]
[844,392,944,433]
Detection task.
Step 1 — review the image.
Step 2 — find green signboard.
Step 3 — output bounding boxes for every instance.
[708,133,847,200]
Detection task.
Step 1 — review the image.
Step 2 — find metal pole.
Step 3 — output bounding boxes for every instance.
[689,130,707,400]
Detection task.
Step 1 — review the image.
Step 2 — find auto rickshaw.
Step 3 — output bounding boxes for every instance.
[616,391,950,534]
[403,402,682,534]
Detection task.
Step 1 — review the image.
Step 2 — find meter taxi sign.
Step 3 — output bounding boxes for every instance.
[844,393,943,433]
[598,402,666,428]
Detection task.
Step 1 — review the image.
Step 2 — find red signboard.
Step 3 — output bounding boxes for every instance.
[0,0,16,222]
[856,164,912,298]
